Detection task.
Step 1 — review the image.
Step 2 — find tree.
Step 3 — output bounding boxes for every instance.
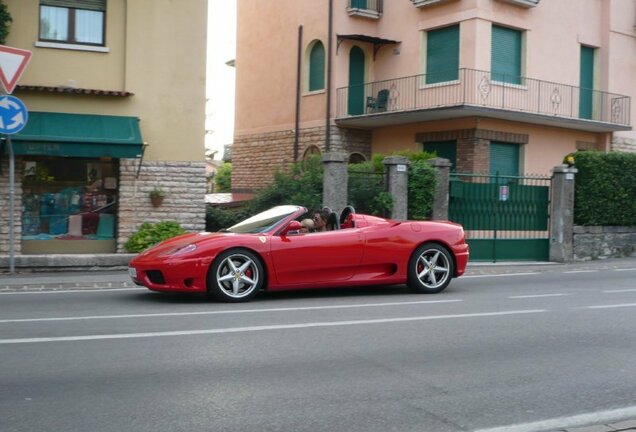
[0,1,12,45]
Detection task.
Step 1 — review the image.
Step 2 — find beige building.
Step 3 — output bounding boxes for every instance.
[0,0,207,262]
[233,0,635,191]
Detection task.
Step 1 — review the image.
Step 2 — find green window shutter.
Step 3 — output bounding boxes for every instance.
[579,45,595,120]
[489,141,520,177]
[423,140,457,170]
[426,25,459,84]
[41,0,106,11]
[351,0,368,8]
[309,41,325,92]
[491,25,522,85]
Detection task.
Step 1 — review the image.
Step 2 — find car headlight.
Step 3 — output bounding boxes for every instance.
[171,244,197,256]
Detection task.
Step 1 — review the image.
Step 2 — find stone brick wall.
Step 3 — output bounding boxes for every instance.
[612,136,636,153]
[118,160,207,252]
[232,126,372,191]
[0,157,23,254]
[573,226,636,261]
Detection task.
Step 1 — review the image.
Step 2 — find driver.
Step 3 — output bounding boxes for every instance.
[312,209,329,232]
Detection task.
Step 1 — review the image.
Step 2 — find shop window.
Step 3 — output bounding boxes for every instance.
[39,0,106,46]
[21,157,118,254]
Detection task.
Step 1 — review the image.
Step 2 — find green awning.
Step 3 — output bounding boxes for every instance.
[8,112,144,158]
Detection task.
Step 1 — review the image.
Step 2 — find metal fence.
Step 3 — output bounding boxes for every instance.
[336,68,631,127]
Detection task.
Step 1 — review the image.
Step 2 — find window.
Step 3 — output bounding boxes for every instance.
[39,0,106,46]
[489,142,520,177]
[308,41,325,92]
[425,25,460,84]
[423,140,457,170]
[491,25,523,85]
[21,157,119,253]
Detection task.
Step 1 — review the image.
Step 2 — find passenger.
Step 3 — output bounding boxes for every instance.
[312,209,330,232]
[300,218,314,233]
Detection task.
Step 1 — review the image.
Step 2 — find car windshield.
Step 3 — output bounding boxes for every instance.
[227,205,301,234]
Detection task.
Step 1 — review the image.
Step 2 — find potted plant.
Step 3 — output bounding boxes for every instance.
[149,187,166,207]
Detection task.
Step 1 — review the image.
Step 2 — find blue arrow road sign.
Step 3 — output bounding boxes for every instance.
[0,95,28,135]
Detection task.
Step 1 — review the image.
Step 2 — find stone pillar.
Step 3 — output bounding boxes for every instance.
[550,165,577,263]
[322,152,348,214]
[428,157,452,220]
[383,156,410,221]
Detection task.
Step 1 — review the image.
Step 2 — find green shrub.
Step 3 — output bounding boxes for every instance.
[0,1,12,45]
[408,160,437,220]
[571,151,636,226]
[124,221,186,253]
[249,155,323,213]
[215,162,232,193]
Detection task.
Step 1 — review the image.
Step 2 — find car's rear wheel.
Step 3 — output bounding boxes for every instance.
[407,242,454,294]
[207,249,264,302]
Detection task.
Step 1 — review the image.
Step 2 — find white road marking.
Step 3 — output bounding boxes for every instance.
[0,299,463,324]
[603,288,636,293]
[509,293,571,299]
[0,288,144,295]
[0,309,546,344]
[563,270,598,274]
[463,272,538,279]
[587,303,636,310]
[474,405,636,432]
[613,268,636,272]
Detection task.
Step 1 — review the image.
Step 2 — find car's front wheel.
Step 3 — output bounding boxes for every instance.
[207,249,264,302]
[407,242,454,294]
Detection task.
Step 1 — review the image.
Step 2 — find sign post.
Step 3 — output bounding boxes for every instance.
[0,45,32,274]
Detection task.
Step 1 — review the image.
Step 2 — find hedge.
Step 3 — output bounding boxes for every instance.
[571,151,636,226]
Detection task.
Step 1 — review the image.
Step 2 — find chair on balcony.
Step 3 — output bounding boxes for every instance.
[366,89,389,113]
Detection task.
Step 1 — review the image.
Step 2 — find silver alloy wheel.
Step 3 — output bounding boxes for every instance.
[215,253,260,299]
[415,248,451,289]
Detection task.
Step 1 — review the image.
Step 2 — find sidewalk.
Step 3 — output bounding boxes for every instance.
[2,256,636,292]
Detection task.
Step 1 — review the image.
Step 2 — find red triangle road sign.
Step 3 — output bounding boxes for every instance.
[0,45,32,94]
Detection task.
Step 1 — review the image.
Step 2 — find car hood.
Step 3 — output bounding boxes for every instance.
[135,231,236,259]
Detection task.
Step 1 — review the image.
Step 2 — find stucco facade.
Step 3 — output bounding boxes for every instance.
[233,0,635,190]
[0,0,207,261]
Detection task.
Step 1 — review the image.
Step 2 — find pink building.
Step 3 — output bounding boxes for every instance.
[233,0,635,191]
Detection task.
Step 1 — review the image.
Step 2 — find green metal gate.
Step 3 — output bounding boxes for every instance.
[449,173,551,262]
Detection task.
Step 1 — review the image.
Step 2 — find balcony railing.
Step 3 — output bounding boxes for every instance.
[335,68,631,129]
[347,0,383,18]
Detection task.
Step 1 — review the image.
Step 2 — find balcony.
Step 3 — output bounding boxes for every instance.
[347,0,383,19]
[411,0,454,8]
[335,68,631,133]
[496,0,540,7]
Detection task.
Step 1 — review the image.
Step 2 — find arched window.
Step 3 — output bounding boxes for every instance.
[303,145,321,160]
[348,153,366,164]
[308,41,325,91]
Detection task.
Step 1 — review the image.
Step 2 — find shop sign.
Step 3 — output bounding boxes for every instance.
[0,95,28,134]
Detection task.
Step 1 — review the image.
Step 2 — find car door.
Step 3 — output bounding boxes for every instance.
[270,229,364,286]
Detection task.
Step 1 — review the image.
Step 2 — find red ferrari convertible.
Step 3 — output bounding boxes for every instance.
[128,205,469,302]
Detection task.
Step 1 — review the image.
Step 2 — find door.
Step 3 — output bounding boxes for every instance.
[270,230,364,286]
[579,46,594,120]
[348,46,365,116]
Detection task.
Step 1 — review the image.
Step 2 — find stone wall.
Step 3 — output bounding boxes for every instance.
[232,126,372,191]
[573,226,636,261]
[612,136,636,153]
[118,160,207,252]
[0,157,23,254]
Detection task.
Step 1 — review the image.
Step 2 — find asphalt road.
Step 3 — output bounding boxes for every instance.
[1,268,636,432]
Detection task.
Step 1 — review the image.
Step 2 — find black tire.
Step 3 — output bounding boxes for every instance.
[407,242,454,294]
[207,249,265,302]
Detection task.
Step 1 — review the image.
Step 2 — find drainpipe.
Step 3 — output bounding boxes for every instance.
[294,26,303,162]
[325,0,333,152]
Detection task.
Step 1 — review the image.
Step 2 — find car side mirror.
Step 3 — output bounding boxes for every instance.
[281,220,302,236]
